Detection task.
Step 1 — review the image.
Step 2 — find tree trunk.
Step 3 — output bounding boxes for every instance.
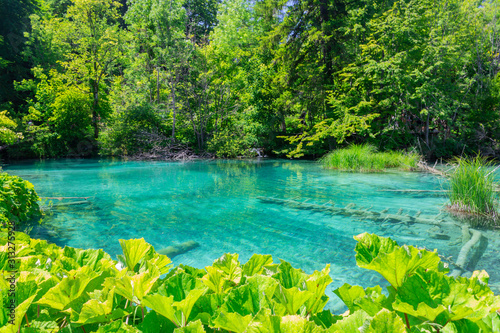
[92,83,99,141]
[171,85,176,139]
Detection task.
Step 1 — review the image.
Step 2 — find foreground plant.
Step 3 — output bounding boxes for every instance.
[448,156,499,227]
[1,230,499,332]
[320,144,421,172]
[0,172,40,226]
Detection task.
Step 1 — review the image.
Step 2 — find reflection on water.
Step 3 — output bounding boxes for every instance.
[5,158,500,311]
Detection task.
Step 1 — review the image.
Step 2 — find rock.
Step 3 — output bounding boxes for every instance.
[156,240,200,259]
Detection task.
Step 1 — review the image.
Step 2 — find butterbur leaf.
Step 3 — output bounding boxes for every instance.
[305,265,332,315]
[279,315,324,332]
[142,294,177,324]
[173,288,206,326]
[212,311,252,333]
[0,295,36,333]
[75,289,128,324]
[173,319,206,333]
[37,266,98,310]
[162,268,203,301]
[246,308,281,333]
[328,310,372,332]
[105,266,160,304]
[243,254,274,276]
[201,266,225,294]
[334,284,365,314]
[311,310,341,328]
[91,320,141,332]
[367,309,406,332]
[138,310,177,333]
[354,233,442,289]
[212,253,242,285]
[119,238,153,272]
[273,260,307,289]
[476,312,500,332]
[274,285,313,315]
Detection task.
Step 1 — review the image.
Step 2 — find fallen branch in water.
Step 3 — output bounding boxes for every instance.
[41,196,91,200]
[450,228,483,277]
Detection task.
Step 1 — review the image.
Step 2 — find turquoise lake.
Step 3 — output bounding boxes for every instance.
[5,158,500,311]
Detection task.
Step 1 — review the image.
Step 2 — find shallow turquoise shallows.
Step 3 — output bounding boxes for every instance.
[5,159,500,311]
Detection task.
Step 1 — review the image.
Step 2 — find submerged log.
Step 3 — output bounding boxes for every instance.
[156,240,200,259]
[257,196,454,226]
[450,229,483,277]
[50,200,91,207]
[41,196,91,200]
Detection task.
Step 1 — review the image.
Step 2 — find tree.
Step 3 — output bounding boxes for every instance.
[59,0,125,142]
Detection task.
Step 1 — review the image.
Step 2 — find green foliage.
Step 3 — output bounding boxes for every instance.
[2,228,499,332]
[0,111,22,145]
[99,104,168,156]
[320,144,421,172]
[0,172,40,226]
[448,156,499,226]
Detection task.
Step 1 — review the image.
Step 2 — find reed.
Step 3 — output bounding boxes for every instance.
[447,156,499,225]
[320,144,421,172]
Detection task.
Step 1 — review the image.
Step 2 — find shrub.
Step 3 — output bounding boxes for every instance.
[320,144,421,172]
[448,156,499,226]
[0,172,40,226]
[99,104,169,156]
[1,230,499,332]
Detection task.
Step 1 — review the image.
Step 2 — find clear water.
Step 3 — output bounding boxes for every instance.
[5,158,500,312]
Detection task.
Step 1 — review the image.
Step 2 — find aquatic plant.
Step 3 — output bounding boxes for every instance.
[447,156,499,226]
[320,144,421,172]
[1,230,499,332]
[0,172,40,226]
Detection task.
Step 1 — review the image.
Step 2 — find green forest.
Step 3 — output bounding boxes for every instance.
[1,0,500,160]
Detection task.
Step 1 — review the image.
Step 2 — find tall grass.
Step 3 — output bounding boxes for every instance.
[320,144,421,172]
[447,156,499,225]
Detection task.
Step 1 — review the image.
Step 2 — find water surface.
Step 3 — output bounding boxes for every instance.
[5,158,500,311]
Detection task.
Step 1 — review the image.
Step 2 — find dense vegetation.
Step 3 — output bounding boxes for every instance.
[320,144,421,172]
[0,0,499,159]
[447,156,499,226]
[1,229,499,332]
[0,172,40,226]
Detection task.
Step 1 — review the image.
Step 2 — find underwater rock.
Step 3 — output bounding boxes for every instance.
[156,240,200,259]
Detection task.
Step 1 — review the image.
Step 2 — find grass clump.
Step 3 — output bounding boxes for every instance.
[320,144,421,172]
[447,156,499,226]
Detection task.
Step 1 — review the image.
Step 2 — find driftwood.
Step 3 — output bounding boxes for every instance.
[257,196,454,226]
[377,190,446,193]
[450,228,483,277]
[50,200,91,207]
[41,196,91,200]
[417,161,448,177]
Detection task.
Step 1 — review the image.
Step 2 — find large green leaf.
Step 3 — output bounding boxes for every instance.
[327,310,372,333]
[243,254,274,276]
[142,294,177,324]
[305,265,332,315]
[119,238,153,272]
[274,285,313,315]
[273,260,307,289]
[279,315,325,332]
[212,253,242,285]
[366,309,406,332]
[173,319,206,333]
[0,295,36,333]
[212,311,253,333]
[104,266,160,304]
[354,233,443,289]
[75,289,128,324]
[200,266,225,294]
[36,266,98,310]
[221,275,278,317]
